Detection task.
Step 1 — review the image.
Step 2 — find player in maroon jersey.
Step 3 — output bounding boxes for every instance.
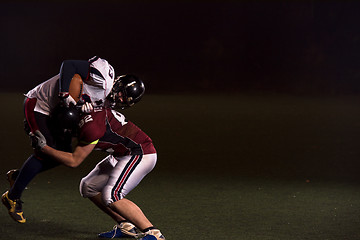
[31,107,165,239]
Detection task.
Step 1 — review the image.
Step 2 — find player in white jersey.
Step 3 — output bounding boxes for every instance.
[1,56,118,224]
[25,56,115,115]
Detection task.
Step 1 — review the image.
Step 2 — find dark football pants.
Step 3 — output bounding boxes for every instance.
[8,99,72,200]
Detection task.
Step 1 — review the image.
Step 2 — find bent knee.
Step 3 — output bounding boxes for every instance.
[79,178,100,198]
[102,189,126,206]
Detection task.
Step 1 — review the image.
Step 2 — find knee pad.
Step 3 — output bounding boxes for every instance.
[79,178,100,198]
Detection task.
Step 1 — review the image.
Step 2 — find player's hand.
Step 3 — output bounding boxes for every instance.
[29,130,47,150]
[81,102,94,113]
[59,93,76,107]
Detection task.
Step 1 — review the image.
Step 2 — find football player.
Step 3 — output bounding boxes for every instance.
[30,85,165,240]
[1,56,116,223]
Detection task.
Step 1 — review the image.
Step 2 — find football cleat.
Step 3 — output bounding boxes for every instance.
[1,191,26,223]
[98,222,139,238]
[139,229,166,240]
[6,169,20,187]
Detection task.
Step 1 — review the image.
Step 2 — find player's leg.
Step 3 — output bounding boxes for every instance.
[90,194,140,239]
[2,101,60,223]
[3,156,60,223]
[8,111,60,197]
[102,154,165,239]
[80,155,139,238]
[6,169,19,187]
[89,193,125,223]
[80,155,125,222]
[2,154,59,224]
[109,198,152,231]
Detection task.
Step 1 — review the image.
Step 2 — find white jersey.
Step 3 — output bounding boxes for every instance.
[25,74,60,116]
[84,56,115,107]
[25,57,115,115]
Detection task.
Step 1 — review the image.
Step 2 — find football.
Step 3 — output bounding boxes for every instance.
[69,73,83,102]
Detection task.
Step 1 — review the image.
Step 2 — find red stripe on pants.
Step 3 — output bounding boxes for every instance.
[113,155,139,201]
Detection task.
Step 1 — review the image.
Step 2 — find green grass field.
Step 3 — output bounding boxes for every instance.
[1,93,360,240]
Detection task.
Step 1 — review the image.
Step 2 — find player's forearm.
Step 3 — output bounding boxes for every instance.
[41,145,82,168]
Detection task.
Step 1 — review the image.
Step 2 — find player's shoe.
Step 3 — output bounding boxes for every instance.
[6,169,20,187]
[1,191,26,223]
[139,229,166,240]
[98,222,139,238]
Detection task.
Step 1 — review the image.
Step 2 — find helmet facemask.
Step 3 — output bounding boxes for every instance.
[108,75,145,110]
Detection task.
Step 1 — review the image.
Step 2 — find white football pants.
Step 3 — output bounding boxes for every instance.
[79,153,157,205]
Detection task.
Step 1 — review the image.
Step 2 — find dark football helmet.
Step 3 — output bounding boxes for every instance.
[51,104,80,133]
[108,74,145,109]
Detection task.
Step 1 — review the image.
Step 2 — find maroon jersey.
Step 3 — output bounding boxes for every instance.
[79,108,156,156]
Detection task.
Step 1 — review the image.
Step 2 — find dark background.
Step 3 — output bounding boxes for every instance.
[1,1,360,182]
[1,3,360,239]
[1,1,360,95]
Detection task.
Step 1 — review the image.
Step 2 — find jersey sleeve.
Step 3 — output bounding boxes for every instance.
[59,60,90,95]
[87,56,115,89]
[80,57,115,107]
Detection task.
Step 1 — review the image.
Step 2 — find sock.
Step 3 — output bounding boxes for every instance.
[8,155,46,200]
[142,226,155,233]
[117,220,128,225]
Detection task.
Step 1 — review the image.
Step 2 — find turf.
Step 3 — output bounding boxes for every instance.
[1,93,360,240]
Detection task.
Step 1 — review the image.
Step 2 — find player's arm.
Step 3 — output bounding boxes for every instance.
[41,143,96,168]
[59,60,90,93]
[59,60,90,104]
[30,130,96,168]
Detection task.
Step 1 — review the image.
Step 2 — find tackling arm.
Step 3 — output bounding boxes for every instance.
[41,143,96,168]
